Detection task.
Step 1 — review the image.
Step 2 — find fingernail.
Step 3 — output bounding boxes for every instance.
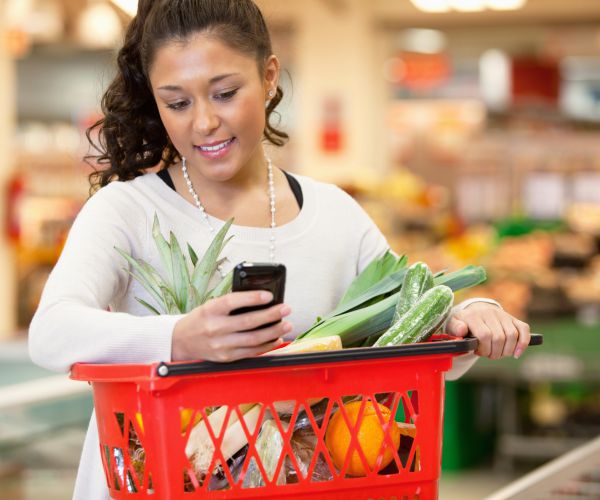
[261,291,273,302]
[283,322,293,333]
[514,347,523,359]
[280,305,291,316]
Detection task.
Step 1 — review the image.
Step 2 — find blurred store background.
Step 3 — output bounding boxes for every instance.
[1,0,600,498]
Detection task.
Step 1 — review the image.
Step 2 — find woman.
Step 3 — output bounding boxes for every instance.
[28,0,530,498]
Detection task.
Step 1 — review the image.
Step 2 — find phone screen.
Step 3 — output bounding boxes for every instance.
[230,263,286,328]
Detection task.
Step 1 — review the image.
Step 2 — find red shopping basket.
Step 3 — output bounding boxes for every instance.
[70,334,541,499]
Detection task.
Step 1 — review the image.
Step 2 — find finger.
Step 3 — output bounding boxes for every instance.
[225,303,291,332]
[482,313,507,360]
[226,338,286,362]
[513,319,531,359]
[467,317,493,357]
[445,315,469,337]
[209,290,274,315]
[224,320,293,350]
[498,314,519,358]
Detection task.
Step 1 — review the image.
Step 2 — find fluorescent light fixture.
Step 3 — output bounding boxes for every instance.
[399,29,447,54]
[109,0,138,17]
[448,0,486,12]
[411,0,527,12]
[410,0,451,13]
[486,0,527,10]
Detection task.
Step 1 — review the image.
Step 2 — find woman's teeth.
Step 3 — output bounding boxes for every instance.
[198,138,234,152]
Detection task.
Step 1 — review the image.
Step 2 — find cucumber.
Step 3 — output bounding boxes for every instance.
[374,285,454,347]
[392,262,434,324]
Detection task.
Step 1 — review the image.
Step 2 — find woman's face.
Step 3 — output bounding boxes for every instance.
[149,33,279,183]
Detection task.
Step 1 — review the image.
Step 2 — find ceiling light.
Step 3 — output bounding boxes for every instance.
[398,29,447,54]
[109,0,138,17]
[486,0,527,10]
[448,0,486,12]
[410,0,451,13]
[77,3,123,48]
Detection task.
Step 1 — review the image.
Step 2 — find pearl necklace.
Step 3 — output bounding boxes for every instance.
[181,155,277,278]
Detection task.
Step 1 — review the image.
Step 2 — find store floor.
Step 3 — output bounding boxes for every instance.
[0,424,518,500]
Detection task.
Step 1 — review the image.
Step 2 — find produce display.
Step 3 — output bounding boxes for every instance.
[117,221,487,492]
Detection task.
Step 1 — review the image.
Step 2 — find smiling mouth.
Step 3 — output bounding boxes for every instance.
[196,137,235,152]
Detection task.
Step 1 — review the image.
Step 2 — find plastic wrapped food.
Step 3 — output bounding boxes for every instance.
[242,420,287,488]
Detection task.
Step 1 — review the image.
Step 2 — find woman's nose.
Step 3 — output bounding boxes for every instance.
[192,101,220,135]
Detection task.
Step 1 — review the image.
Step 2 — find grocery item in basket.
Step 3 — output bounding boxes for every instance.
[268,335,342,414]
[186,403,261,476]
[374,285,453,347]
[115,213,233,315]
[242,419,288,487]
[295,250,485,348]
[325,401,401,477]
[392,261,434,323]
[288,424,333,483]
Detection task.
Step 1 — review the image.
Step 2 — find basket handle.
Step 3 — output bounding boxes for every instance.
[467,332,543,347]
[155,335,542,377]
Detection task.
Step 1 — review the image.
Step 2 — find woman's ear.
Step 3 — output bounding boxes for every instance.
[263,55,280,96]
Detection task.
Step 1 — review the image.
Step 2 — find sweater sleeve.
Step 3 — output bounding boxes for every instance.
[28,187,184,373]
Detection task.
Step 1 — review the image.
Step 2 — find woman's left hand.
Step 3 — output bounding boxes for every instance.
[445,302,531,359]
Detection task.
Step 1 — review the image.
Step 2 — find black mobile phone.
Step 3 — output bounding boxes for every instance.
[231,262,286,330]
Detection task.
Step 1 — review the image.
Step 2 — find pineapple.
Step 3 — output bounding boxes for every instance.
[115,213,234,314]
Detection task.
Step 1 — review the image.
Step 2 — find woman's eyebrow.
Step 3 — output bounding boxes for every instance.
[158,73,241,91]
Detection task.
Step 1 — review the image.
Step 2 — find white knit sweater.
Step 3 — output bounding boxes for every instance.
[28,172,478,499]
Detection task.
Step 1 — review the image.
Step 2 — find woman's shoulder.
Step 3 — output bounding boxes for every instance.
[290,173,356,201]
[87,174,156,204]
[291,173,367,214]
[81,174,159,221]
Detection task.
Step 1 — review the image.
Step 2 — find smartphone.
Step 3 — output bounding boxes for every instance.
[231,262,286,330]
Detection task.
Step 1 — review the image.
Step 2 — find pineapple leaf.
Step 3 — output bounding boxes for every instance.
[115,247,166,313]
[206,269,233,300]
[159,285,181,314]
[169,231,191,313]
[152,214,174,289]
[135,297,162,315]
[188,284,203,310]
[187,243,199,267]
[191,219,234,299]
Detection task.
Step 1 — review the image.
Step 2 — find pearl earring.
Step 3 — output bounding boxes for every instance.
[268,90,275,98]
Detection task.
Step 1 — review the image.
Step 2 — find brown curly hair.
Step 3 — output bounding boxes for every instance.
[86,0,288,193]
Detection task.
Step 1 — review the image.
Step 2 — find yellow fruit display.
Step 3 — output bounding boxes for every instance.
[325,401,401,477]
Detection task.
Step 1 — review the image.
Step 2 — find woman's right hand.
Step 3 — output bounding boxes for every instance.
[171,291,293,362]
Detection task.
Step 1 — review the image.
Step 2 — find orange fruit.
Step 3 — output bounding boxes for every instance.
[180,408,203,434]
[325,400,401,477]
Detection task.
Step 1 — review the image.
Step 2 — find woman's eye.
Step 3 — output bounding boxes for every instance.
[166,101,188,110]
[215,89,238,101]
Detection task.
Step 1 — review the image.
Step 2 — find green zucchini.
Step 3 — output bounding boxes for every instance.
[374,285,454,347]
[392,262,434,324]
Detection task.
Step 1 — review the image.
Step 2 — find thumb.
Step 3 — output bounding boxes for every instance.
[446,315,469,337]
